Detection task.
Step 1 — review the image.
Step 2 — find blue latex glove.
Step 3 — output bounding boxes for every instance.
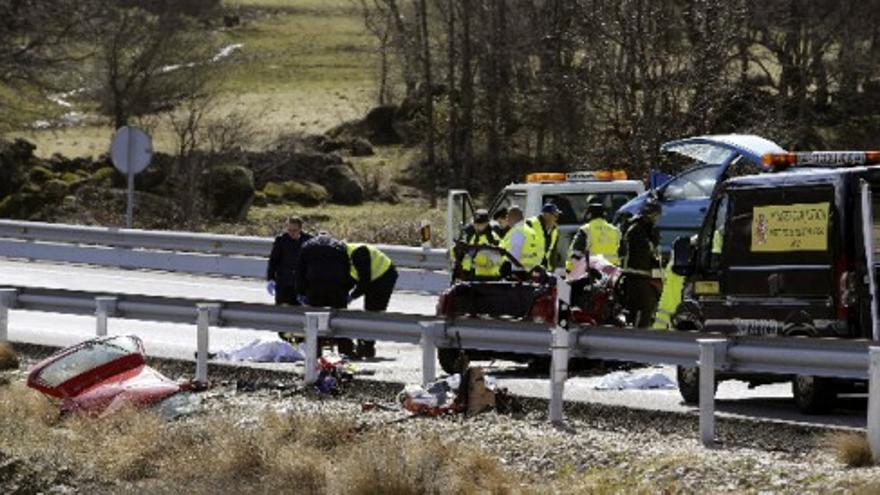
[296,294,308,305]
[266,280,276,296]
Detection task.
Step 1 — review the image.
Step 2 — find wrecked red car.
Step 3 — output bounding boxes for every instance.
[27,335,191,417]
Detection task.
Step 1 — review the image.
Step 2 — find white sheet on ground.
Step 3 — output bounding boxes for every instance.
[216,339,305,363]
[595,370,677,390]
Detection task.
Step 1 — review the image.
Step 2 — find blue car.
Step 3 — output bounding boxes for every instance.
[614,134,785,253]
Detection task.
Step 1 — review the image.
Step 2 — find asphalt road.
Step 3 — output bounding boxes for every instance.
[0,258,869,429]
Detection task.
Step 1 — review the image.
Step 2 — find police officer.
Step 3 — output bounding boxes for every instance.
[346,242,398,358]
[455,209,501,280]
[566,201,621,273]
[526,203,561,271]
[266,216,313,305]
[500,205,542,273]
[619,200,662,328]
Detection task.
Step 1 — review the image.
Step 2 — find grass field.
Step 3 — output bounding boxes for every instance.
[11,0,380,159]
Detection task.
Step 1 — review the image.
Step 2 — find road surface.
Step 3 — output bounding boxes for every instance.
[0,258,868,428]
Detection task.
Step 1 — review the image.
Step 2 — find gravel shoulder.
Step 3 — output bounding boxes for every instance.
[2,344,880,493]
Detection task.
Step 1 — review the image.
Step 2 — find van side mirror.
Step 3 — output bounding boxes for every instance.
[671,236,694,277]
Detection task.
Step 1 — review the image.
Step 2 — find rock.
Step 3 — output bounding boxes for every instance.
[364,105,401,145]
[348,138,374,157]
[28,166,57,185]
[280,180,329,206]
[0,343,18,370]
[207,165,254,221]
[252,190,268,207]
[322,165,364,205]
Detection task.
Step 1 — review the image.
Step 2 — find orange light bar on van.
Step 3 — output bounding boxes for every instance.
[762,151,880,170]
[526,172,566,183]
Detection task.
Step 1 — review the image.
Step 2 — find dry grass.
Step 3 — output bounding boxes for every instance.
[0,383,521,493]
[0,342,19,370]
[828,431,875,468]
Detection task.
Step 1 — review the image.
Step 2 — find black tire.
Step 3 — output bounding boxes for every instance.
[676,365,717,404]
[438,348,463,375]
[792,375,837,414]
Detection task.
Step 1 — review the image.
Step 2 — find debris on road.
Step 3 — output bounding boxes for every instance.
[0,342,18,370]
[315,356,355,395]
[399,367,522,417]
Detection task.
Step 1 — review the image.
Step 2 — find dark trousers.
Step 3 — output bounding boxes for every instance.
[623,275,659,328]
[275,285,300,306]
[364,266,398,311]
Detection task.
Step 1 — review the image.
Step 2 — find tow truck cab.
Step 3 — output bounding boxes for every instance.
[447,171,645,264]
[671,150,880,413]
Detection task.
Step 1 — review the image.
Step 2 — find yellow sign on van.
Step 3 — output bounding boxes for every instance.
[751,202,830,252]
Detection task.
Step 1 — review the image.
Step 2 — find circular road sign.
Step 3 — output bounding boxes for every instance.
[110,126,153,175]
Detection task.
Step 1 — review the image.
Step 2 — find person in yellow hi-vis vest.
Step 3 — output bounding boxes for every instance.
[501,205,542,273]
[346,243,398,358]
[566,201,620,273]
[652,258,683,330]
[452,209,501,280]
[652,235,698,330]
[526,203,561,270]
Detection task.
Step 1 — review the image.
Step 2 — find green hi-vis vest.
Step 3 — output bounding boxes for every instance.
[501,222,542,270]
[346,243,392,282]
[526,217,559,270]
[652,259,684,331]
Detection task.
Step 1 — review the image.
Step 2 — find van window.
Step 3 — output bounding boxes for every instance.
[542,192,637,225]
[725,186,834,266]
[662,166,719,201]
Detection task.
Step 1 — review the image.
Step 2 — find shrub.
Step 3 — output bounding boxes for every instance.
[829,432,874,467]
[0,343,18,370]
[28,166,57,185]
[92,166,117,186]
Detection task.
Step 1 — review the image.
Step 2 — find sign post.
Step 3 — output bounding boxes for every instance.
[110,126,153,228]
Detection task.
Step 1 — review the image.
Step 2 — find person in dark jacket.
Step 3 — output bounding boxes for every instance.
[619,200,662,327]
[295,233,358,355]
[295,233,353,308]
[345,243,398,358]
[266,216,313,305]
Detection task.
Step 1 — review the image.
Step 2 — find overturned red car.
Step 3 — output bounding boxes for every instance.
[27,335,191,417]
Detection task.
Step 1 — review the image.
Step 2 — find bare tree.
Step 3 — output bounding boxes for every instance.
[89,1,219,129]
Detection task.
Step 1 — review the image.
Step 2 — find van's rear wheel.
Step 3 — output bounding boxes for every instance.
[676,366,717,404]
[792,375,836,414]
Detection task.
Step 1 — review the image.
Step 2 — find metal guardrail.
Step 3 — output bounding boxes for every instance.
[2,284,880,458]
[0,220,450,293]
[0,219,449,269]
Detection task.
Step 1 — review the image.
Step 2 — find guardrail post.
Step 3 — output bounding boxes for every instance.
[698,338,727,447]
[419,321,441,385]
[0,288,18,343]
[549,275,572,424]
[304,312,329,385]
[95,296,118,337]
[195,303,221,386]
[868,347,880,461]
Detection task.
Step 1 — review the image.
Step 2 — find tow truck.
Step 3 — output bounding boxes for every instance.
[446,170,645,264]
[438,170,643,372]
